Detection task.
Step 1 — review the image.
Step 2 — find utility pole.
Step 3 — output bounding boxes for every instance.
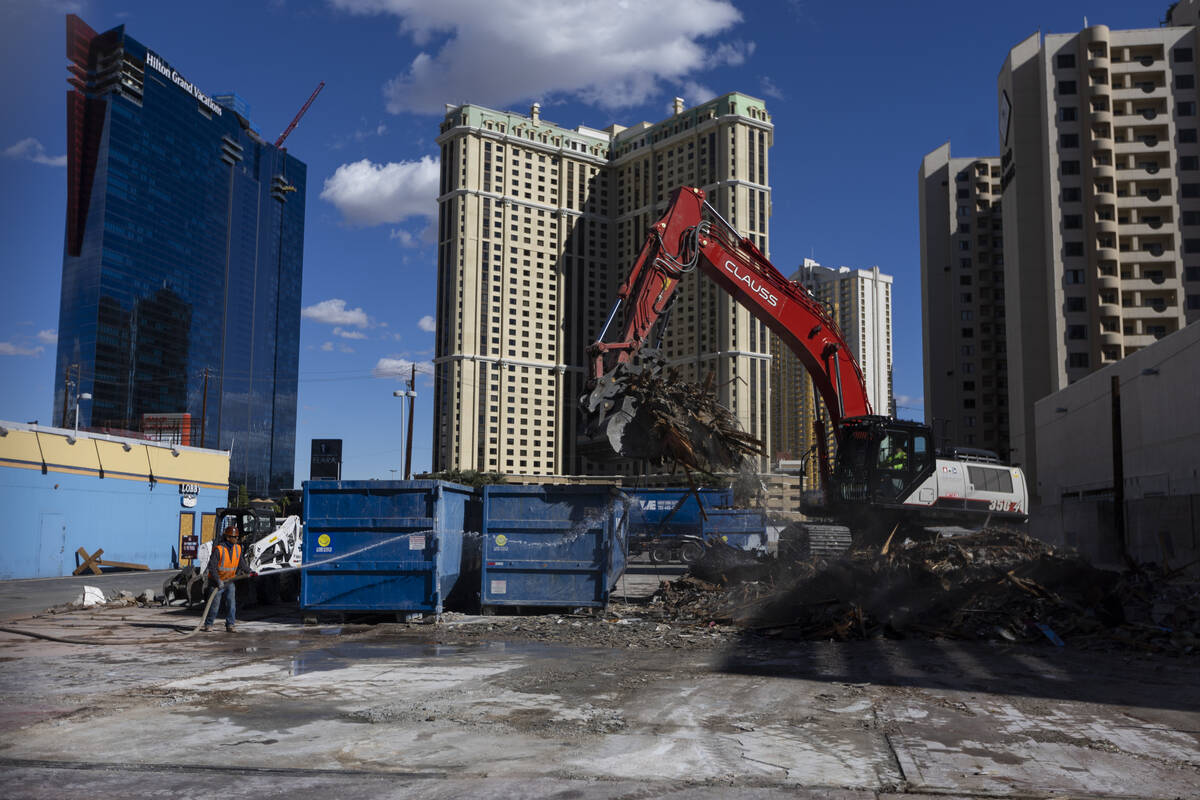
[200,367,209,448]
[404,364,416,480]
[61,363,73,427]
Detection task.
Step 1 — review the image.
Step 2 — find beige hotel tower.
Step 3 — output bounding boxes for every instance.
[997,5,1200,500]
[431,94,774,477]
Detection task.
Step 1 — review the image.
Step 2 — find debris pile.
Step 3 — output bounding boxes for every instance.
[51,587,160,613]
[651,529,1199,654]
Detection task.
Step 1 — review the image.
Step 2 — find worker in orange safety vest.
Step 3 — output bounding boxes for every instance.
[202,522,248,632]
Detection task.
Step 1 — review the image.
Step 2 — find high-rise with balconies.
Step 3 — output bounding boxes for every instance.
[918,145,1010,460]
[770,259,894,484]
[432,93,773,477]
[998,9,1200,500]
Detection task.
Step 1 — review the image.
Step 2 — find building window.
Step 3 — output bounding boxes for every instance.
[1056,53,1076,69]
[1063,214,1083,229]
[1068,352,1089,368]
[1061,160,1080,175]
[1064,241,1084,257]
[1059,133,1079,148]
[1184,156,1200,171]
[1177,47,1194,63]
[1065,269,1084,284]
[1062,187,1082,202]
[1179,74,1196,90]
[1059,107,1077,122]
[1186,184,1200,198]
[1182,129,1199,143]
[1188,294,1200,309]
[1058,80,1077,95]
[1186,266,1200,280]
[1180,101,1197,116]
[1067,324,1087,340]
[1066,296,1086,312]
[1186,240,1200,254]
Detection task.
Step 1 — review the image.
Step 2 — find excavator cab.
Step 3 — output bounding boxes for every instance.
[832,417,933,507]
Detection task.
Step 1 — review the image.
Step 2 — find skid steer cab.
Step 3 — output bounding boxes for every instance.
[163,506,300,607]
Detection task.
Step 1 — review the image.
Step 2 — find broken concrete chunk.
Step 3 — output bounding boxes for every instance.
[76,586,105,606]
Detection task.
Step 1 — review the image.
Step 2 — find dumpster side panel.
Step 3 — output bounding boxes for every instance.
[481,485,624,608]
[702,509,769,554]
[301,480,469,612]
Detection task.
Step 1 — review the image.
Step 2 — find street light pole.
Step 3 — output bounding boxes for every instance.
[393,388,417,480]
[404,364,416,480]
[73,392,92,440]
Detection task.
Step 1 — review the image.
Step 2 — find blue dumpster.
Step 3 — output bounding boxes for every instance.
[301,480,475,613]
[701,509,769,555]
[626,487,733,538]
[481,485,628,609]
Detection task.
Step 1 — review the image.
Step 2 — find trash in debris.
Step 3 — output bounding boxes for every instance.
[649,528,1200,654]
[76,586,105,607]
[586,363,763,472]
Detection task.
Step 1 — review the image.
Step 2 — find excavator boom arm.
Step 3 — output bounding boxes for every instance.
[589,186,871,430]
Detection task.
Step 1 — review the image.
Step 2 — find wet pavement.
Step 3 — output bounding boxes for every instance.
[0,582,1198,798]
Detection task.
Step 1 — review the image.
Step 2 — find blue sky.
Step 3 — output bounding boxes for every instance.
[0,0,1156,482]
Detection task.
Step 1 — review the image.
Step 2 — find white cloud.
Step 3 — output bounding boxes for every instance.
[302,298,370,327]
[333,326,367,340]
[331,119,390,150]
[4,138,67,167]
[373,356,433,380]
[711,40,754,66]
[679,81,716,107]
[417,315,436,332]
[389,228,417,247]
[894,394,925,410]
[36,329,57,344]
[320,341,334,351]
[0,342,44,357]
[759,75,784,100]
[330,0,745,113]
[321,156,440,226]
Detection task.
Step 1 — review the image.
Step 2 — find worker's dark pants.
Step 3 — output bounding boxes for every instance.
[205,582,236,627]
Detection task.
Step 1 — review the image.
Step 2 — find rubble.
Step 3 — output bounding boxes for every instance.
[55,587,163,613]
[650,528,1200,654]
[592,364,763,473]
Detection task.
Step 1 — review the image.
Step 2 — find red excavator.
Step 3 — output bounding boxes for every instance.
[583,186,1027,545]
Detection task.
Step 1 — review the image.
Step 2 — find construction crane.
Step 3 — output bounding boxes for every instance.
[274,81,325,149]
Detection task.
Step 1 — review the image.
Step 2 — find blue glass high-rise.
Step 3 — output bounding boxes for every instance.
[55,15,305,496]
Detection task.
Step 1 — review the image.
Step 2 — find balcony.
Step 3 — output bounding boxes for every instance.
[1096,271,1122,291]
[1094,218,1120,235]
[1100,330,1123,347]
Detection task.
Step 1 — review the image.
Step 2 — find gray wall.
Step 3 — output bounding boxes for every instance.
[1033,323,1200,571]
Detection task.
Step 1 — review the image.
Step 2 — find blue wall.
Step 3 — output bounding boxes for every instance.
[0,466,223,579]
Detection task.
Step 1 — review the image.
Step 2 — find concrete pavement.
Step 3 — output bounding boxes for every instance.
[0,589,1197,799]
[0,569,175,621]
